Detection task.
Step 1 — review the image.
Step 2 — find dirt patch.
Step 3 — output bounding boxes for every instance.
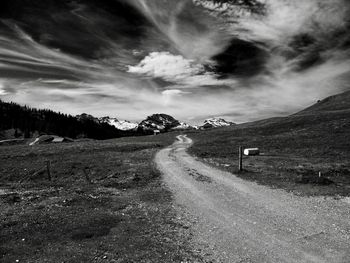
[188,169,213,183]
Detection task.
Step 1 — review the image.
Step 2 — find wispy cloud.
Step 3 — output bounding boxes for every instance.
[0,81,7,95]
[0,0,349,124]
[161,89,190,106]
[129,0,230,62]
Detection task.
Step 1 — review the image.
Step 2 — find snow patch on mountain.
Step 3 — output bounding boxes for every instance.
[172,122,193,130]
[202,118,235,128]
[99,117,138,131]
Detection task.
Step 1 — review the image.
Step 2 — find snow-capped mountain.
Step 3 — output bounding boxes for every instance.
[77,113,234,133]
[172,122,193,130]
[99,117,138,131]
[201,118,235,129]
[138,114,180,132]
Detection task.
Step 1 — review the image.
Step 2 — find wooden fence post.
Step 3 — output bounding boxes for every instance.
[238,146,243,172]
[83,168,92,184]
[46,160,52,181]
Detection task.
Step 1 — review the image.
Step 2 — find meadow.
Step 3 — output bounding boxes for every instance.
[188,103,350,197]
[0,132,203,263]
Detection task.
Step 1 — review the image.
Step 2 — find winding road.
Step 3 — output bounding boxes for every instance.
[155,135,350,263]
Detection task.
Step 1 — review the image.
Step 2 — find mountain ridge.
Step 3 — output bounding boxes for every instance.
[0,99,238,140]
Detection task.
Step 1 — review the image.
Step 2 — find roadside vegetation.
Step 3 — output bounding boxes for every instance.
[0,132,202,263]
[188,91,350,197]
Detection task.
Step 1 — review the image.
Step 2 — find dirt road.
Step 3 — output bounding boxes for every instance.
[155,135,350,263]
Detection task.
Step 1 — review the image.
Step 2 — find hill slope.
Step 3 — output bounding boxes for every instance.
[297,91,350,113]
[188,90,350,196]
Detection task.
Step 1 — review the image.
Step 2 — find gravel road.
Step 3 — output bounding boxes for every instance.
[155,135,350,263]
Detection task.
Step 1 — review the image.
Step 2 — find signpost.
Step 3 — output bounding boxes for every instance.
[239,146,243,171]
[46,160,52,181]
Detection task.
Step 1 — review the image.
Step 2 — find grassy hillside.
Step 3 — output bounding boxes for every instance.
[0,132,203,262]
[297,91,350,113]
[188,91,350,196]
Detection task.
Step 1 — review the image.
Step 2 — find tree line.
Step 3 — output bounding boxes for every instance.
[0,100,136,140]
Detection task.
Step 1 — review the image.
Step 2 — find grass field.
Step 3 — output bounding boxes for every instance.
[0,132,204,263]
[188,92,350,197]
[1,91,350,262]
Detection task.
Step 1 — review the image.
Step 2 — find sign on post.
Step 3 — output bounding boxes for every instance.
[239,146,243,171]
[244,148,260,156]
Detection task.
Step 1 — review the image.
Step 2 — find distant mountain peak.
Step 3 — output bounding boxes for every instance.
[139,113,181,132]
[202,117,235,129]
[99,116,138,131]
[76,113,99,123]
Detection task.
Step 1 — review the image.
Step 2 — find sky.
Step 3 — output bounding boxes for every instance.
[0,0,349,124]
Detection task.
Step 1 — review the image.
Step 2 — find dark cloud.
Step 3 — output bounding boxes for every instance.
[0,0,154,60]
[212,39,268,77]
